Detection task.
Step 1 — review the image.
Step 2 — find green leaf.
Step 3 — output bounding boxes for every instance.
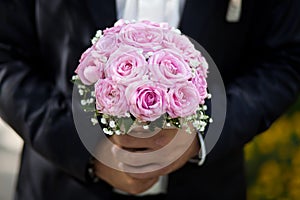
[116,117,135,133]
[149,114,166,132]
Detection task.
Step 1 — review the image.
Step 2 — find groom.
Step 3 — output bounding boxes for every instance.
[0,0,299,199]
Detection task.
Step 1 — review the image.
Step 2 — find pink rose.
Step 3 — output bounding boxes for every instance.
[125,81,168,121]
[167,82,201,118]
[95,79,128,116]
[94,34,118,56]
[194,54,209,75]
[105,46,148,85]
[148,49,192,87]
[163,32,207,67]
[75,50,105,85]
[119,22,163,52]
[163,32,194,54]
[114,19,127,27]
[102,19,126,35]
[191,69,208,104]
[79,47,93,62]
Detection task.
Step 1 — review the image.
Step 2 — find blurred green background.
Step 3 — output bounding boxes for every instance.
[245,96,300,200]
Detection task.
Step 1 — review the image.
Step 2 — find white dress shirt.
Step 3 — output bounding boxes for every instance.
[116,0,186,28]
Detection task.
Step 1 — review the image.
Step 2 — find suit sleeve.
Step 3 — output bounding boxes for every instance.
[208,0,300,162]
[0,0,91,182]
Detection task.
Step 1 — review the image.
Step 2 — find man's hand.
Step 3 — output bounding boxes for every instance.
[110,127,199,179]
[93,126,200,194]
[94,160,159,194]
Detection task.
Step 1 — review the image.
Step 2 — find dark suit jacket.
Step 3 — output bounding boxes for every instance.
[0,0,299,199]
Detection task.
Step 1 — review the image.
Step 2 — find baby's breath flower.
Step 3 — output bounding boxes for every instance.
[125,112,131,118]
[91,118,98,125]
[81,100,87,106]
[100,118,107,124]
[103,128,109,134]
[78,85,86,89]
[107,130,113,135]
[79,89,84,96]
[109,121,116,128]
[115,130,121,135]
[91,37,98,45]
[95,30,102,38]
[143,125,149,130]
[72,75,79,81]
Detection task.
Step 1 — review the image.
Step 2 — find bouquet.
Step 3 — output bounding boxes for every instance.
[73,19,212,135]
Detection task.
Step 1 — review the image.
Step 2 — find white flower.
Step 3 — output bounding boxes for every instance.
[207,93,212,99]
[81,100,87,106]
[203,105,207,111]
[115,130,121,135]
[79,89,84,96]
[72,75,79,81]
[143,125,149,130]
[100,118,107,124]
[107,130,113,135]
[109,121,116,128]
[200,127,205,132]
[209,118,213,123]
[91,37,98,45]
[86,98,94,104]
[95,30,102,38]
[193,121,201,127]
[78,85,86,89]
[103,128,113,135]
[91,118,98,125]
[103,128,109,134]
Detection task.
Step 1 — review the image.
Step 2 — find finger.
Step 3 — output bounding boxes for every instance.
[94,160,159,195]
[123,135,200,179]
[111,128,177,151]
[112,130,196,167]
[112,145,159,167]
[119,162,163,175]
